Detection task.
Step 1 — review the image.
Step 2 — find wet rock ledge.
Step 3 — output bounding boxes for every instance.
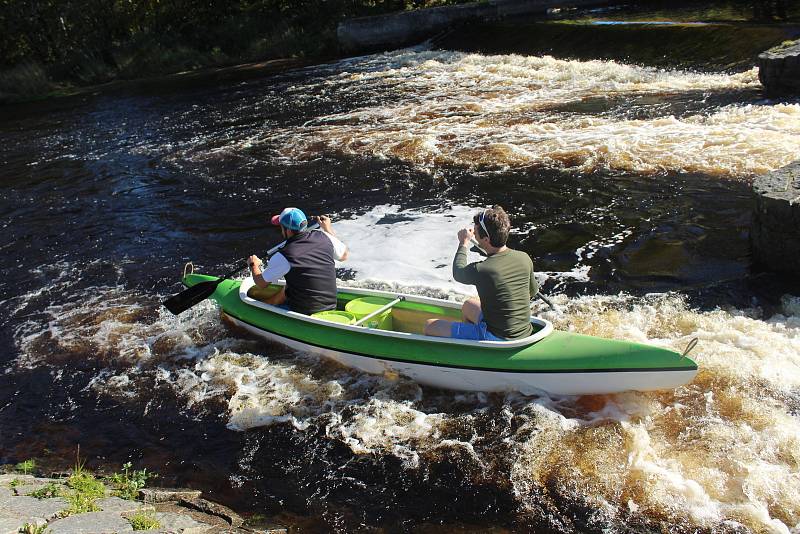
[759,39,800,95]
[0,475,283,534]
[752,160,800,275]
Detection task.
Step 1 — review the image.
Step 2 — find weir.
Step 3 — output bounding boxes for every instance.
[337,0,606,54]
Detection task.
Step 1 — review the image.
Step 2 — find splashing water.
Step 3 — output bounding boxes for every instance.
[223,51,800,177]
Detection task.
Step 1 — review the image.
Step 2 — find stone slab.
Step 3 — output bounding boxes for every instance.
[48,511,135,534]
[14,483,59,497]
[97,496,154,513]
[0,474,35,486]
[759,39,800,95]
[179,498,243,527]
[153,512,213,533]
[0,495,68,521]
[0,517,25,534]
[0,516,49,534]
[140,488,202,503]
[0,487,12,498]
[752,160,800,275]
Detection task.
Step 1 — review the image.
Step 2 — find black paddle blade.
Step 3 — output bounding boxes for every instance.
[163,279,222,315]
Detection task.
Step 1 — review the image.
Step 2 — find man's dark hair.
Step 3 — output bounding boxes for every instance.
[473,205,511,247]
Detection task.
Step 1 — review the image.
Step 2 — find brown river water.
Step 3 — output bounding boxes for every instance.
[1,45,799,532]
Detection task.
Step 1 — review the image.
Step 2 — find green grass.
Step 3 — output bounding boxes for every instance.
[29,482,62,499]
[107,462,156,500]
[19,523,49,534]
[59,454,106,516]
[127,512,160,531]
[14,459,36,475]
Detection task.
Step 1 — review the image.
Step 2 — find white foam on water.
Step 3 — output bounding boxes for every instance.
[331,204,588,294]
[253,51,800,178]
[10,264,800,532]
[508,293,800,533]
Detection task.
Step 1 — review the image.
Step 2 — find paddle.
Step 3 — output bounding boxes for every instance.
[469,238,557,312]
[163,222,320,315]
[353,296,405,327]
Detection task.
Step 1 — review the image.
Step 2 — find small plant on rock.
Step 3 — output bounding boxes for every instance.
[29,482,61,499]
[19,523,48,534]
[60,451,105,516]
[109,462,157,500]
[15,459,36,475]
[127,512,160,531]
[8,478,23,487]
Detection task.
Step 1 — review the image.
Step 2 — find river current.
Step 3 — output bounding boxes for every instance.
[1,49,799,532]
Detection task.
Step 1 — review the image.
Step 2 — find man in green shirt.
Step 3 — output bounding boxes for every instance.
[425,205,539,341]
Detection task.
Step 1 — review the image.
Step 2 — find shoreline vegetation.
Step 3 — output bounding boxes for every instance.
[1,0,796,104]
[1,455,263,532]
[0,0,471,104]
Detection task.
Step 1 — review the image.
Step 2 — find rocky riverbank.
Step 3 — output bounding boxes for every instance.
[759,38,800,94]
[0,474,285,534]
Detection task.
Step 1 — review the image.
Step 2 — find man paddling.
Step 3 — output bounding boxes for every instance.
[425,205,538,341]
[248,207,348,315]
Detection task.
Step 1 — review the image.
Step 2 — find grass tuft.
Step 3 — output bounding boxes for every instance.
[14,459,36,475]
[127,512,160,531]
[29,482,62,499]
[19,523,48,534]
[59,450,106,516]
[108,462,156,500]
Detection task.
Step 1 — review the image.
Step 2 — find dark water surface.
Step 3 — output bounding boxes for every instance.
[1,49,799,532]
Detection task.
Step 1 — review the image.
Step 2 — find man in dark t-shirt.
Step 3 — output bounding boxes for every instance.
[425,205,538,341]
[248,207,348,315]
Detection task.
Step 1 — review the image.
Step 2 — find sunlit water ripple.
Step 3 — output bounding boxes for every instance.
[1,48,799,532]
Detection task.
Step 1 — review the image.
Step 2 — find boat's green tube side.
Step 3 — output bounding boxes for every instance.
[183,274,698,374]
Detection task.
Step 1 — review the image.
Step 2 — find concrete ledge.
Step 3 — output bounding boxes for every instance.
[752,161,800,275]
[337,0,605,54]
[758,39,800,95]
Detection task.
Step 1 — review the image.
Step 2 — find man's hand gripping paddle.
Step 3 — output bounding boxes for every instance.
[163,222,319,315]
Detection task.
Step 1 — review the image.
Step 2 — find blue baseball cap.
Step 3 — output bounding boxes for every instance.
[271,207,307,231]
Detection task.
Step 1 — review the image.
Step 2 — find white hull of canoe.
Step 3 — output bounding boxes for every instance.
[224,313,697,396]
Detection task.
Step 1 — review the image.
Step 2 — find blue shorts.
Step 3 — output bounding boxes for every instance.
[450,314,505,341]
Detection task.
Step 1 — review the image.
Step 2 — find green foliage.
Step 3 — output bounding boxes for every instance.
[0,62,52,99]
[0,0,479,96]
[8,478,23,487]
[29,482,62,499]
[14,459,36,475]
[19,523,48,534]
[108,462,157,500]
[127,512,160,531]
[66,472,105,499]
[60,454,106,516]
[62,491,100,515]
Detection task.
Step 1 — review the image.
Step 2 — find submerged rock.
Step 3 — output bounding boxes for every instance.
[759,39,800,94]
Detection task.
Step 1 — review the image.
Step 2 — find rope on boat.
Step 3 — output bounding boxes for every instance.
[183,262,194,278]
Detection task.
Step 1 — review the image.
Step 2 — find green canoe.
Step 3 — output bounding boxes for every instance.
[182,272,698,395]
